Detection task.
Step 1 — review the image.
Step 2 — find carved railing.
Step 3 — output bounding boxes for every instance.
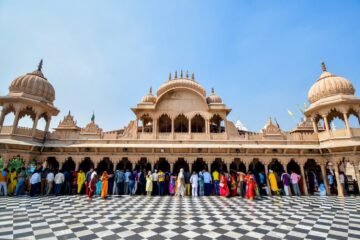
[0,126,13,134]
[14,126,32,137]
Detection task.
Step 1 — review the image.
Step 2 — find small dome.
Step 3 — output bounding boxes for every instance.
[8,60,55,104]
[308,63,355,104]
[207,88,222,104]
[157,70,206,97]
[141,87,157,104]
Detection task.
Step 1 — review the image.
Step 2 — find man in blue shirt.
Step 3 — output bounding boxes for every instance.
[203,169,212,196]
[124,169,131,195]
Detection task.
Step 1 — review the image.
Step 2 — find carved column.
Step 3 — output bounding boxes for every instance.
[171,117,174,139]
[188,118,191,134]
[333,161,344,197]
[320,162,330,195]
[32,114,40,137]
[311,117,318,133]
[0,109,5,127]
[322,114,330,132]
[153,119,157,139]
[342,112,352,137]
[170,162,174,173]
[300,163,308,195]
[44,117,51,133]
[11,111,20,134]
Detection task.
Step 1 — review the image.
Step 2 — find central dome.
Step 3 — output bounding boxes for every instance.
[8,60,55,104]
[308,63,355,104]
[156,71,206,98]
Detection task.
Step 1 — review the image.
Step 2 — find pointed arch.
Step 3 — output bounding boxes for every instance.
[79,157,94,173]
[158,114,172,133]
[174,114,188,133]
[191,114,205,133]
[63,157,76,172]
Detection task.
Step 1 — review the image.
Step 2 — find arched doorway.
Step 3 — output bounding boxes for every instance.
[173,158,189,174]
[46,157,59,170]
[97,157,114,175]
[191,114,205,133]
[135,158,151,171]
[268,159,284,175]
[230,158,246,173]
[211,158,227,173]
[304,159,322,195]
[174,114,188,133]
[248,159,265,186]
[287,159,301,174]
[63,158,76,172]
[158,114,172,133]
[116,158,132,171]
[192,158,207,173]
[210,114,225,133]
[79,157,94,173]
[155,158,170,172]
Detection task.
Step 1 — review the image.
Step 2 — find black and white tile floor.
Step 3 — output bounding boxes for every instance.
[0,195,359,240]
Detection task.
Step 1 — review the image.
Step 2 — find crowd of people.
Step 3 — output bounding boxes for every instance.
[0,165,357,199]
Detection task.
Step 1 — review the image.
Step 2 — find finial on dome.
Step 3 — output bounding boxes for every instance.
[191,73,195,81]
[37,59,43,71]
[186,70,189,79]
[211,87,215,94]
[180,70,183,78]
[149,86,153,94]
[175,71,178,79]
[321,62,327,72]
[168,72,172,80]
[68,110,71,116]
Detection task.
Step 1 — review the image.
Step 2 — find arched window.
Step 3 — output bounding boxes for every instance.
[17,106,36,128]
[348,109,360,128]
[2,106,16,126]
[174,114,188,133]
[191,114,205,133]
[210,114,225,133]
[158,114,172,133]
[139,114,153,133]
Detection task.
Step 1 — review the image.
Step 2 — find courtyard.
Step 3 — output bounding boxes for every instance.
[0,195,359,240]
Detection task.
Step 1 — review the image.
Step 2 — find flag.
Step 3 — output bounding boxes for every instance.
[274,117,280,128]
[287,109,294,117]
[303,102,308,110]
[296,104,304,114]
[91,112,95,122]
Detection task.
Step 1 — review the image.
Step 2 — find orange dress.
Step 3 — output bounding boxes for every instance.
[100,173,109,199]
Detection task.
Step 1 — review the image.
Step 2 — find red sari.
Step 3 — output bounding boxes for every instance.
[230,175,237,197]
[219,174,229,197]
[88,176,97,199]
[245,175,255,200]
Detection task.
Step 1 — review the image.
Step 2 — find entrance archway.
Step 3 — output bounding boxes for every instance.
[230,158,246,173]
[287,159,300,174]
[79,157,94,173]
[46,157,59,170]
[174,114,188,133]
[173,158,189,174]
[135,158,151,171]
[211,158,227,173]
[116,158,132,171]
[97,158,114,175]
[63,158,76,172]
[304,159,322,195]
[268,159,284,175]
[191,114,205,133]
[155,158,170,172]
[192,158,207,173]
[158,114,172,133]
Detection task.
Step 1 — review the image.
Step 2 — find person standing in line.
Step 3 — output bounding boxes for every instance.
[140,169,146,195]
[237,172,245,197]
[219,171,229,197]
[245,173,256,200]
[45,170,54,196]
[128,170,136,195]
[281,171,291,196]
[54,170,65,196]
[77,169,85,194]
[30,170,41,197]
[290,171,301,196]
[113,169,120,195]
[268,170,280,195]
[64,170,72,195]
[100,171,109,199]
[339,171,347,196]
[146,171,153,196]
[152,169,158,196]
[175,168,185,197]
[198,170,205,196]
[88,173,98,199]
[203,169,212,196]
[85,168,94,196]
[169,174,176,195]
[7,168,17,195]
[212,169,220,196]
[0,168,9,196]
[158,169,165,196]
[15,167,26,196]
[327,171,334,194]
[117,169,125,195]
[124,169,131,195]
[230,173,237,197]
[184,170,191,196]
[190,171,198,197]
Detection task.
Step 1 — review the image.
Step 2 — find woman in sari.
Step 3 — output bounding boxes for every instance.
[88,173,97,199]
[146,171,153,196]
[100,171,109,199]
[268,170,279,194]
[7,168,17,195]
[245,173,255,200]
[169,174,176,195]
[175,168,185,197]
[230,173,237,197]
[77,170,85,194]
[219,172,229,197]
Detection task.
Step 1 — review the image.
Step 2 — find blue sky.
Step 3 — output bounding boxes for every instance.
[0,1,359,131]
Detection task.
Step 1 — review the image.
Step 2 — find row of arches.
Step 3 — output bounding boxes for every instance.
[138,113,225,133]
[313,108,360,132]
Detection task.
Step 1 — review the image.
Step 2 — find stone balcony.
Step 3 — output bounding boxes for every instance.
[318,128,360,141]
[0,125,47,140]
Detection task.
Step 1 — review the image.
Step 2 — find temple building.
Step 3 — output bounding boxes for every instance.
[0,62,359,196]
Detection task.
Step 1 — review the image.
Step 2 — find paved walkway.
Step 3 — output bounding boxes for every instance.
[0,195,359,240]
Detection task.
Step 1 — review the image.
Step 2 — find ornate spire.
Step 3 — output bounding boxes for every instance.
[321,62,327,72]
[191,73,195,81]
[68,110,71,116]
[168,72,172,80]
[175,71,178,79]
[186,70,189,79]
[180,70,183,78]
[211,87,215,94]
[149,86,153,94]
[37,59,43,71]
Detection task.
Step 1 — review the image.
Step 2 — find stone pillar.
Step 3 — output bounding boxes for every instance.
[311,118,318,133]
[188,118,191,134]
[282,162,288,173]
[226,162,231,173]
[0,109,5,127]
[170,162,174,173]
[32,114,40,137]
[153,119,157,139]
[44,118,51,133]
[320,163,330,195]
[322,115,330,132]
[75,160,80,171]
[171,118,174,138]
[300,163,308,195]
[343,112,352,137]
[333,162,344,197]
[353,161,360,191]
[59,161,64,170]
[11,111,20,133]
[206,160,211,172]
[264,163,272,196]
[135,118,139,138]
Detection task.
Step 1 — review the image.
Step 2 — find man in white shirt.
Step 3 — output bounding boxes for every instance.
[339,171,347,196]
[30,170,41,196]
[54,170,65,196]
[152,169,158,196]
[46,171,55,195]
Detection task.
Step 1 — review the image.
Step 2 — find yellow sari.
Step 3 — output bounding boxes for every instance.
[8,171,17,194]
[269,172,279,191]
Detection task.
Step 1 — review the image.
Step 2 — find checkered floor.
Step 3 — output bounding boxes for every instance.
[0,195,359,240]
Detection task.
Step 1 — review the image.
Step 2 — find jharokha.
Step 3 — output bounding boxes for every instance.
[0,61,359,197]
